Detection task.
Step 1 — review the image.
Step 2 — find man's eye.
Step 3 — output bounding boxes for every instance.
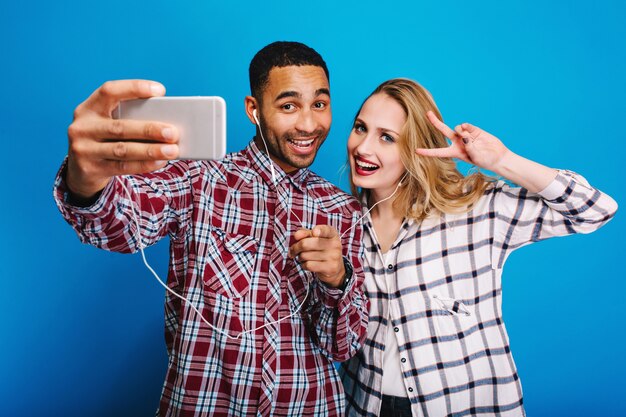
[282,104,294,111]
[313,102,327,109]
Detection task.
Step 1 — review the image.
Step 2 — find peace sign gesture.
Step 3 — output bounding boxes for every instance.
[415,111,509,172]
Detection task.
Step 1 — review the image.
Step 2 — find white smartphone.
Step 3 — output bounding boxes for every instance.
[112,96,227,160]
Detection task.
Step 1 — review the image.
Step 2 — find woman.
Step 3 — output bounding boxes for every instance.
[339,78,617,417]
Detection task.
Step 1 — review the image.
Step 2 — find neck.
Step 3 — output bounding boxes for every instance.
[368,188,402,221]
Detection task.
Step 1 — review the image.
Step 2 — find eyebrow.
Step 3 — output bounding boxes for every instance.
[355,117,400,136]
[383,127,400,136]
[274,88,331,102]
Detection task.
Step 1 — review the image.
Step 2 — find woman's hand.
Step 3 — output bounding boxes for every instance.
[416,111,510,172]
[417,111,557,192]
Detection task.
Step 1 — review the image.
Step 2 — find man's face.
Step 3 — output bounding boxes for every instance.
[255,65,332,172]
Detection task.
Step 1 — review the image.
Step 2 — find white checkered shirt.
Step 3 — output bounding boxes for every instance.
[340,170,617,417]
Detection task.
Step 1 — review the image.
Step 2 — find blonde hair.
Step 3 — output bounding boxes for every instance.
[350,78,493,220]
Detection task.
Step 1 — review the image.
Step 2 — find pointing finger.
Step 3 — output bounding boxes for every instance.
[312,225,339,239]
[293,228,313,242]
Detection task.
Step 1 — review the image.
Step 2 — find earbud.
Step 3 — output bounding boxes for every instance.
[252,106,278,185]
[399,172,409,186]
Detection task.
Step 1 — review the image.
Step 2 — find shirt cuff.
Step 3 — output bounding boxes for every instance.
[315,257,355,310]
[536,170,570,201]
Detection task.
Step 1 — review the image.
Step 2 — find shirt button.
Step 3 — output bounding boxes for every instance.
[408,387,414,392]
[394,327,399,333]
[401,358,406,363]
[387,264,394,271]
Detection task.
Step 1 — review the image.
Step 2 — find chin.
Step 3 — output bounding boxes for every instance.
[289,157,313,169]
[351,176,368,190]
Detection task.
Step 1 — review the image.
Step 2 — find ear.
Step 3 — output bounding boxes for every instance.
[245,96,258,125]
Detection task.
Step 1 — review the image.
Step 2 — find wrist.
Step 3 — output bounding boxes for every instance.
[322,271,345,289]
[491,149,517,178]
[321,258,353,290]
[65,174,109,200]
[65,160,110,199]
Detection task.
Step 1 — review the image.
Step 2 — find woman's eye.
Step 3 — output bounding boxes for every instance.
[382,134,395,143]
[354,123,366,133]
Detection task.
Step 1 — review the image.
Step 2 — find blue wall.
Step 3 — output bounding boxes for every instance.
[2,1,624,415]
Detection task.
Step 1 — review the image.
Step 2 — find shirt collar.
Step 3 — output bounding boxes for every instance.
[360,192,416,245]
[244,139,310,192]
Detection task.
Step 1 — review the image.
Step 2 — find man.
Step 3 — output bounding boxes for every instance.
[53,42,368,416]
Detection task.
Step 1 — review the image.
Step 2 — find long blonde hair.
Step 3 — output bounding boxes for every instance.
[350,78,492,220]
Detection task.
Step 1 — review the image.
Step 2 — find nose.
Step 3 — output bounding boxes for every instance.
[354,132,375,156]
[295,109,316,134]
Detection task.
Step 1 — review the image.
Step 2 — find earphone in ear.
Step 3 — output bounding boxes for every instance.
[252,109,259,125]
[399,172,409,186]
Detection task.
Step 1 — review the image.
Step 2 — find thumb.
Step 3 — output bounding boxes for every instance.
[293,228,313,241]
[313,225,338,239]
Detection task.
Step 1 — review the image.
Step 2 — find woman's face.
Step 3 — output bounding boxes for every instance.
[348,93,407,199]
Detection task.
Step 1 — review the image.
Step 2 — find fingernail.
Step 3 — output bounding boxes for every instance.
[162,145,177,158]
[151,83,165,96]
[162,128,173,140]
[462,138,469,144]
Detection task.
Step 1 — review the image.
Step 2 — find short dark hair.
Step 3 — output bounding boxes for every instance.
[249,41,329,100]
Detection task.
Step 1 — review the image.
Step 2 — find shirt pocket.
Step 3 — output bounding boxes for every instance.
[431,294,472,317]
[202,229,259,299]
[429,294,478,340]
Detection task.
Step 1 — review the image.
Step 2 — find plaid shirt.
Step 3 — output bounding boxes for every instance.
[54,141,368,417]
[340,170,617,417]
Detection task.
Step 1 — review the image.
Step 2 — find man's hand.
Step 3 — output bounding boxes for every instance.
[66,79,180,199]
[289,225,346,288]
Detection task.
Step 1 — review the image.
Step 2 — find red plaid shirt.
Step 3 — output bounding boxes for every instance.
[54,141,368,416]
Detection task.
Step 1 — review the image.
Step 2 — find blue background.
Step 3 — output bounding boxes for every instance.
[2,1,624,415]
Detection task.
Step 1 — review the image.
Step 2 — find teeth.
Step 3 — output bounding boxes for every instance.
[356,160,379,169]
[289,139,314,147]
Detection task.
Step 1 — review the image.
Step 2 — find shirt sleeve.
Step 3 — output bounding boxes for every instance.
[307,206,369,362]
[52,157,195,253]
[491,169,618,268]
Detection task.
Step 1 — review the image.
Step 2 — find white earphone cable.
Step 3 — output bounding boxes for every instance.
[118,111,406,340]
[340,172,408,239]
[117,177,313,340]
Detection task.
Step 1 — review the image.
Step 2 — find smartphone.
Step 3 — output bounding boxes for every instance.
[112,96,227,160]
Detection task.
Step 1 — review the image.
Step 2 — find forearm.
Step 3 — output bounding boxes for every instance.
[54,159,190,252]
[492,150,558,193]
[490,169,618,268]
